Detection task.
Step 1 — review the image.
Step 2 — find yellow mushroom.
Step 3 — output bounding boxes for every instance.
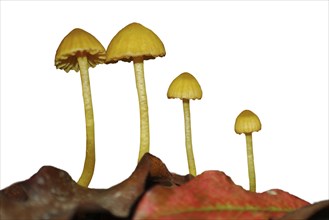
[105,22,166,162]
[55,28,106,187]
[167,72,202,176]
[234,109,262,192]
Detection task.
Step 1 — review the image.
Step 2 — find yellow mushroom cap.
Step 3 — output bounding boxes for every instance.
[235,110,262,134]
[105,22,166,64]
[55,28,106,72]
[167,72,203,100]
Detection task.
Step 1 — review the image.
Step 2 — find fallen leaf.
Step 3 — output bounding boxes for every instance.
[133,170,310,220]
[0,153,188,220]
[1,154,324,220]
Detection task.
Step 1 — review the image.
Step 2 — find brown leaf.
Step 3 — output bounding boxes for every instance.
[133,170,310,220]
[0,153,186,220]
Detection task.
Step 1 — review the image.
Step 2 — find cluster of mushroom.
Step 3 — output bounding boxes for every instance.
[54,23,262,192]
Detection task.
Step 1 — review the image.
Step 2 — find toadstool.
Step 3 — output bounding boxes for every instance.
[105,22,166,162]
[167,72,202,176]
[234,109,262,192]
[55,28,106,187]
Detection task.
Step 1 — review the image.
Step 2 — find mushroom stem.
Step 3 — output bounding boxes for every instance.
[183,99,196,176]
[77,56,95,187]
[133,58,150,162]
[245,133,256,192]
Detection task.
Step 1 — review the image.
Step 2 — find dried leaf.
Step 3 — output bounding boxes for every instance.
[0,153,186,220]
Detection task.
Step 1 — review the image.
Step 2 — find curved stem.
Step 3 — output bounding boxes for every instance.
[77,56,95,187]
[134,59,150,162]
[183,99,196,176]
[245,133,256,192]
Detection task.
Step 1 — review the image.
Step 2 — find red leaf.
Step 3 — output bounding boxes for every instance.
[133,171,310,220]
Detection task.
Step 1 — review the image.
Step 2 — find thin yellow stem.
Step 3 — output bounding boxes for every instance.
[77,56,95,187]
[245,133,256,192]
[183,99,196,176]
[134,59,150,162]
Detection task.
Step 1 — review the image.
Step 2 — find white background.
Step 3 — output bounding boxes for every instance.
[1,1,328,204]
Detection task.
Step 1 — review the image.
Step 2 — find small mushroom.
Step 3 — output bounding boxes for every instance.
[167,72,202,176]
[234,109,262,192]
[55,28,106,187]
[105,22,166,162]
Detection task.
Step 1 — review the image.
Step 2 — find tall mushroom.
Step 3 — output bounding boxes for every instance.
[105,22,166,162]
[167,72,202,176]
[55,28,106,187]
[234,109,262,192]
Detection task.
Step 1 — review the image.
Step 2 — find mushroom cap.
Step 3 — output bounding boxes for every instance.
[55,28,106,72]
[234,110,262,134]
[105,22,166,64]
[167,72,203,100]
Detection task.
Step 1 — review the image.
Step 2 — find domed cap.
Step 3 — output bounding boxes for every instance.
[55,28,106,72]
[235,110,262,134]
[105,22,166,64]
[167,72,202,100]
